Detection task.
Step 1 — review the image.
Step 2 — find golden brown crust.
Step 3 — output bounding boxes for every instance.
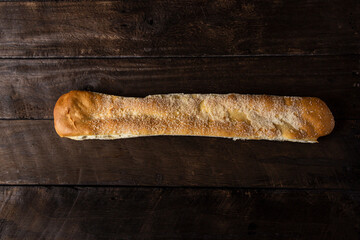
[54,91,335,142]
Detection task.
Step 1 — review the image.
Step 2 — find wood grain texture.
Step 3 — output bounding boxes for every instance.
[1,0,359,238]
[0,0,359,57]
[1,55,359,120]
[0,119,358,187]
[0,186,359,239]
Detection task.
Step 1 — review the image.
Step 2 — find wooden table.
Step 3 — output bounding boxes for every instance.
[0,0,359,239]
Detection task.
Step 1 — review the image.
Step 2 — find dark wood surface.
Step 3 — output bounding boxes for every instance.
[0,0,359,57]
[0,56,359,120]
[0,187,359,239]
[1,0,360,239]
[0,120,359,188]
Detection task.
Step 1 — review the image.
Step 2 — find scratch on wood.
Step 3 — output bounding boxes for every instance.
[54,191,81,240]
[77,168,83,185]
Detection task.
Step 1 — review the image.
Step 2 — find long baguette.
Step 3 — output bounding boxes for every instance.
[54,91,335,143]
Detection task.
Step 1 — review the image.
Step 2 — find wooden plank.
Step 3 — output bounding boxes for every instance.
[0,55,359,120]
[0,120,358,187]
[0,186,359,239]
[0,0,359,57]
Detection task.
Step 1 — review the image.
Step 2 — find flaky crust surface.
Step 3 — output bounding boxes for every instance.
[54,91,335,142]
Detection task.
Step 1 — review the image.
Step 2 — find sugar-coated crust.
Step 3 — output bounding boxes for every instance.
[54,91,335,142]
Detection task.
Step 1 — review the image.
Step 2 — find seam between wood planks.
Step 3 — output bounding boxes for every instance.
[0,53,358,60]
[0,184,357,192]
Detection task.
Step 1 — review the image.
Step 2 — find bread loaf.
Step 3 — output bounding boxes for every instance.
[54,91,335,143]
